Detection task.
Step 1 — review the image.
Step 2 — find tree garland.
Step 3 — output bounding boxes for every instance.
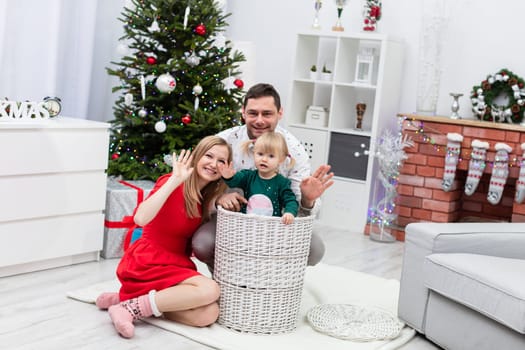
[470,68,525,124]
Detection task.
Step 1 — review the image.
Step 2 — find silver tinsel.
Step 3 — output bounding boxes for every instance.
[369,128,413,242]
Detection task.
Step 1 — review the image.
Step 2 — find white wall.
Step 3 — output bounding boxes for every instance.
[2,0,524,123]
[226,0,525,122]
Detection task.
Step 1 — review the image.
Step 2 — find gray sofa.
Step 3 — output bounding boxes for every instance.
[398,222,525,350]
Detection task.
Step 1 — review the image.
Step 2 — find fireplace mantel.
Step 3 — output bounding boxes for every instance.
[381,113,525,241]
[402,113,525,132]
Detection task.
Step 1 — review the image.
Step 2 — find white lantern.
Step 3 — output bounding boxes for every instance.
[354,45,378,85]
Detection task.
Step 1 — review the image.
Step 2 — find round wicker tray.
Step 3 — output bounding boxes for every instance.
[307,304,403,341]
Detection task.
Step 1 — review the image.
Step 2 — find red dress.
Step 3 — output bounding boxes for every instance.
[116,174,203,300]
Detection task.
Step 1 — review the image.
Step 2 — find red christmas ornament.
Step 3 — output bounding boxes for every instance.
[194,23,206,36]
[111,153,120,160]
[182,114,192,125]
[233,78,244,89]
[146,56,157,65]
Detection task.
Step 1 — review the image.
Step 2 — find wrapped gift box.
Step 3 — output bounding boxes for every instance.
[102,179,155,258]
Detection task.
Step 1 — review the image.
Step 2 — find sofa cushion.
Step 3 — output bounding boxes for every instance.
[424,253,525,334]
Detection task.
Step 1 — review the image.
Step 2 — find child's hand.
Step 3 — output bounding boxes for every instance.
[172,149,194,182]
[217,161,236,179]
[281,213,295,225]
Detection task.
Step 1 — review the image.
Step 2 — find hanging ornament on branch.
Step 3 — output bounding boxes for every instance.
[212,33,227,50]
[194,23,206,36]
[193,84,203,110]
[155,119,167,133]
[146,56,157,65]
[182,113,192,125]
[148,19,160,32]
[185,51,201,67]
[138,75,147,117]
[183,2,190,30]
[234,78,244,89]
[222,70,236,94]
[155,73,176,94]
[124,92,133,106]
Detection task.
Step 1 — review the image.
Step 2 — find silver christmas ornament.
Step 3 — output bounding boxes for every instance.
[124,93,133,106]
[155,120,167,133]
[185,52,201,67]
[192,84,203,95]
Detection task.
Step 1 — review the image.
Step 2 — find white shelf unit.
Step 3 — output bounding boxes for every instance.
[286,31,404,232]
[0,117,110,277]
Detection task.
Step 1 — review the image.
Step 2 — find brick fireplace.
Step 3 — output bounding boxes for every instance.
[378,114,525,241]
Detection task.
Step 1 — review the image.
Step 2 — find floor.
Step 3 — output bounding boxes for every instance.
[0,224,441,350]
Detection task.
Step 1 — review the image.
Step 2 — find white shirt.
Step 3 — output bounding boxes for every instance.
[217,124,320,215]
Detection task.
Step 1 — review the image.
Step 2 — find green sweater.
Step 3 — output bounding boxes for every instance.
[223,169,299,217]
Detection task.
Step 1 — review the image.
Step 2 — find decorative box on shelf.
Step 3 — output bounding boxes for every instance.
[102,179,155,258]
[0,117,110,277]
[305,105,328,127]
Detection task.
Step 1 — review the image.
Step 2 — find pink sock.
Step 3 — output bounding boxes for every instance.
[108,294,154,338]
[96,292,120,310]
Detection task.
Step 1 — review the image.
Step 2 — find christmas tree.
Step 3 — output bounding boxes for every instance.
[107,0,245,180]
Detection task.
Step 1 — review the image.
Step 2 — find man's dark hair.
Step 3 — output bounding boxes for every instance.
[243,83,281,110]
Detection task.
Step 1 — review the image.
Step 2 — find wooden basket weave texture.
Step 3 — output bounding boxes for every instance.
[214,206,314,334]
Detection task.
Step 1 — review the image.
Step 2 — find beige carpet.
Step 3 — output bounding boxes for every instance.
[67,261,415,350]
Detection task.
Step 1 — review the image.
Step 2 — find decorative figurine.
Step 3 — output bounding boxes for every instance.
[356,102,367,129]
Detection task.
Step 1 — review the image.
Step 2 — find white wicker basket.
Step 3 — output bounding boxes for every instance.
[214,206,314,334]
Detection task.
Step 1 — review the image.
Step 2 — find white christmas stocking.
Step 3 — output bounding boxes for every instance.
[442,133,464,192]
[487,142,512,205]
[515,143,525,204]
[464,140,489,196]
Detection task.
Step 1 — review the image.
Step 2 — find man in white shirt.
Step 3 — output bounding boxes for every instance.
[192,83,334,268]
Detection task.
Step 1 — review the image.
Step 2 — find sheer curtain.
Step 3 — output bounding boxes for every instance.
[0,0,124,121]
[0,0,258,122]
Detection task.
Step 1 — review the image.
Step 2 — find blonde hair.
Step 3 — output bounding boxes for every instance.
[242,132,295,169]
[184,135,232,220]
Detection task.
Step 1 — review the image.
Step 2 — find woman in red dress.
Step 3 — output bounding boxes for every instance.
[96,135,232,338]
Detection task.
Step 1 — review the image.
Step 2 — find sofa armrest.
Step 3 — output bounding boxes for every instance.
[407,222,525,259]
[398,222,525,332]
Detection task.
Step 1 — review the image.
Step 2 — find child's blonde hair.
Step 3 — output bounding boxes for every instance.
[242,132,295,169]
[184,135,232,220]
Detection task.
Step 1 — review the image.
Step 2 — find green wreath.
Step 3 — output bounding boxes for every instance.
[470,68,525,124]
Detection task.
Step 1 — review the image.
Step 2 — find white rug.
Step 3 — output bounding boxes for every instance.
[67,262,415,350]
